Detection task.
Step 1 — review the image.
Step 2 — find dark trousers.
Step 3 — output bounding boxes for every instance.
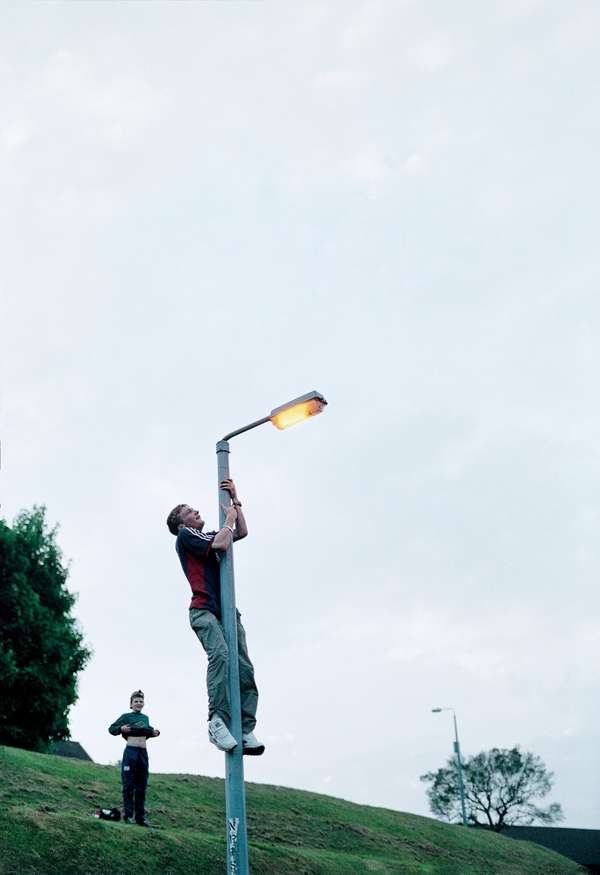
[121,746,148,822]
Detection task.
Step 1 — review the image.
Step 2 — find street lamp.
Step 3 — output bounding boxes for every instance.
[216,390,327,875]
[431,707,468,827]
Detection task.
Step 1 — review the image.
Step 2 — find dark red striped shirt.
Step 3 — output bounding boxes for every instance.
[175,527,223,619]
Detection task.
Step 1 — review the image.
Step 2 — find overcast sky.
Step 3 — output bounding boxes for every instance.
[2,0,599,829]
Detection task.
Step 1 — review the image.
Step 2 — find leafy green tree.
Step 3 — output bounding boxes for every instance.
[420,746,563,831]
[0,506,90,751]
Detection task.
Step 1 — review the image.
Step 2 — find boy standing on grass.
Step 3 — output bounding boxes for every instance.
[108,690,160,827]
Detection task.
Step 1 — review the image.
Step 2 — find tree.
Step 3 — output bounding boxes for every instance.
[0,506,90,751]
[420,746,563,831]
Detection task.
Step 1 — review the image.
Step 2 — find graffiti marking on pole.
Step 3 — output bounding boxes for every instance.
[228,817,239,874]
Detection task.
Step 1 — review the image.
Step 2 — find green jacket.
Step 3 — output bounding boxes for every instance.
[108,711,156,738]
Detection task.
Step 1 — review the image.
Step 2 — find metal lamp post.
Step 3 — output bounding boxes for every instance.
[216,390,327,875]
[431,707,468,827]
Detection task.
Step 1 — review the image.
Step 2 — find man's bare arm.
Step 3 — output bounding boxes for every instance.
[220,478,248,542]
[233,504,248,541]
[212,505,237,551]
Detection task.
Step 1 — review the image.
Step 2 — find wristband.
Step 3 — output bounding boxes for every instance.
[224,524,234,534]
[233,500,242,507]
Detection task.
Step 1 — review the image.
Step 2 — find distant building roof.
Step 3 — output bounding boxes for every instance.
[499,826,600,870]
[49,740,93,762]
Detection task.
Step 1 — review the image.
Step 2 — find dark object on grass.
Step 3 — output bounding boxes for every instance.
[93,807,121,821]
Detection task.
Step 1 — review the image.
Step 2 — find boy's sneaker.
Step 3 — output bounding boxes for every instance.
[208,715,237,752]
[123,816,136,824]
[242,731,265,756]
[136,818,151,827]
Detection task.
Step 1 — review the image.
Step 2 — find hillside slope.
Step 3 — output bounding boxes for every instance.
[0,746,585,874]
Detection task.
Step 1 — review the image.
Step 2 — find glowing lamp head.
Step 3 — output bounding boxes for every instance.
[270,391,327,431]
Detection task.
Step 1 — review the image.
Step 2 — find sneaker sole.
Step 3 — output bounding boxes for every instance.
[243,744,265,756]
[210,740,237,752]
[209,734,237,752]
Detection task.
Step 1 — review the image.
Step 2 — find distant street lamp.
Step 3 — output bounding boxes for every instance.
[217,391,327,875]
[431,707,468,827]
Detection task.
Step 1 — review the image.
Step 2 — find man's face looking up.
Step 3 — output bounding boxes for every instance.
[179,505,204,531]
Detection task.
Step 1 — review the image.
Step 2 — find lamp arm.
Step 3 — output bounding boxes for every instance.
[222,416,271,442]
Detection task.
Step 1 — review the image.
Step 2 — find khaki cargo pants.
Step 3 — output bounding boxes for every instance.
[189,608,258,733]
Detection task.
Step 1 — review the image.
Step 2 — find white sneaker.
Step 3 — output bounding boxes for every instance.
[242,731,265,756]
[208,715,237,752]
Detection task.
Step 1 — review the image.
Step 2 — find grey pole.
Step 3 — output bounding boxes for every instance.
[213,392,327,873]
[432,707,468,827]
[216,438,248,875]
[452,712,468,827]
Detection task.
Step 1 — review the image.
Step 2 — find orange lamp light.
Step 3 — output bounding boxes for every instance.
[269,391,327,430]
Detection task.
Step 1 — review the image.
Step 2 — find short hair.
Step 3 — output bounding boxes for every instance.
[130,690,144,704]
[166,504,187,535]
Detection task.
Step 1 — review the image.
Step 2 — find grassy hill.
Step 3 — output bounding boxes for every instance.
[0,745,585,874]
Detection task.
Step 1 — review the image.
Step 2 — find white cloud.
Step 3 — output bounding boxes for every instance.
[402,152,427,176]
[0,121,34,152]
[340,0,386,52]
[42,50,165,134]
[342,148,389,187]
[314,68,371,92]
[499,0,546,17]
[406,34,455,72]
[100,123,127,146]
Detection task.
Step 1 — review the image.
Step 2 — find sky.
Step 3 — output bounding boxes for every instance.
[1,0,599,830]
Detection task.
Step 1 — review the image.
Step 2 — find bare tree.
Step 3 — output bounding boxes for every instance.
[420,746,563,831]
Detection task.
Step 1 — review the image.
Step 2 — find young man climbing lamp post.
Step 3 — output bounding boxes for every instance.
[166,479,264,756]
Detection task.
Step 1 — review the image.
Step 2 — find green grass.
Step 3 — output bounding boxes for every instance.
[0,745,585,874]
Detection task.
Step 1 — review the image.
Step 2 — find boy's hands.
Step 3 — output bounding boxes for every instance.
[120,723,159,738]
[214,483,245,548]
[220,479,240,503]
[220,478,248,541]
